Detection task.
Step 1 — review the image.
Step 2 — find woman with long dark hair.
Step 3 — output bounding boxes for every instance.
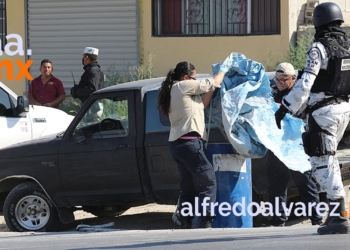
[158,61,226,228]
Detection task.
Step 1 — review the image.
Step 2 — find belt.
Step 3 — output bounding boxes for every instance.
[179,136,201,140]
[309,96,349,113]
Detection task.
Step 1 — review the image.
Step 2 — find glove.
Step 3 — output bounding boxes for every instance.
[297,69,304,80]
[70,85,78,99]
[275,105,289,129]
[219,53,234,73]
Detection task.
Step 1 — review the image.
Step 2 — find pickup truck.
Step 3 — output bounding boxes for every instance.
[0,81,74,149]
[0,75,349,232]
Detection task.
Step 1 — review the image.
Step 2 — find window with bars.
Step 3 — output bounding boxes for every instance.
[0,0,5,50]
[152,0,280,36]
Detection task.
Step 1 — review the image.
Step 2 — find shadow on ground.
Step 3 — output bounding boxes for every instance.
[61,212,180,231]
[0,209,314,232]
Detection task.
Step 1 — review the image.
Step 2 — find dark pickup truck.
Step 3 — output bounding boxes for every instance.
[0,74,232,232]
[0,74,349,232]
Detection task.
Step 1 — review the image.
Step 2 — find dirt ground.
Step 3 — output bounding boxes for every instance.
[0,203,315,233]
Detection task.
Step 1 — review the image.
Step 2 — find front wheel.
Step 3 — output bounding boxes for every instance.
[3,182,61,232]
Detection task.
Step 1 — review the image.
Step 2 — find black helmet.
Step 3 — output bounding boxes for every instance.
[313,2,344,28]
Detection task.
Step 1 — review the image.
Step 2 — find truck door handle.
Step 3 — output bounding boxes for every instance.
[117,144,129,149]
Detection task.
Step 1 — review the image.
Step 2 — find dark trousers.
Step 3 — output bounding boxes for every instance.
[170,139,217,220]
[267,151,321,223]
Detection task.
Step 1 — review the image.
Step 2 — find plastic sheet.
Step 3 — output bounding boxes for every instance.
[209,52,311,173]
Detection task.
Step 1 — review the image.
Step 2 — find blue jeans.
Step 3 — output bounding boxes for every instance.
[170,139,217,220]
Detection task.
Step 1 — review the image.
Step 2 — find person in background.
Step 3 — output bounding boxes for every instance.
[275,2,350,234]
[157,61,227,229]
[28,59,65,109]
[264,62,322,227]
[70,47,105,104]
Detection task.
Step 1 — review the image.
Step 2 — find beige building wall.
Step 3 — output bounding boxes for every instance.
[139,0,350,78]
[290,0,350,30]
[1,0,27,95]
[289,0,350,44]
[139,0,291,76]
[288,0,308,44]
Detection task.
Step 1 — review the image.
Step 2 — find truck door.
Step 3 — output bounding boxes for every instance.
[0,87,31,148]
[144,90,180,202]
[58,91,143,206]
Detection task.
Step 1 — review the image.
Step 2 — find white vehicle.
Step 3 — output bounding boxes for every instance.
[0,82,74,149]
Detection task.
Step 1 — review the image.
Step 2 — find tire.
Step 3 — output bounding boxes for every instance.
[3,182,61,232]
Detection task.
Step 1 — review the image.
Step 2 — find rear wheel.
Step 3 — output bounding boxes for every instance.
[3,182,61,232]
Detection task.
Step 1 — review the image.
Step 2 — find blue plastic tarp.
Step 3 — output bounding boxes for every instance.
[209,52,311,173]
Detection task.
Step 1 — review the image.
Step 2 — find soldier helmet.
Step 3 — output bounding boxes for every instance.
[313,2,344,28]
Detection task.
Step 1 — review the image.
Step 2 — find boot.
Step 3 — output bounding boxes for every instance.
[180,217,192,229]
[317,198,350,235]
[311,218,323,225]
[199,217,212,228]
[261,217,285,227]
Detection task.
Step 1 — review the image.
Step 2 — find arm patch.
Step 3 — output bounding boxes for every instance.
[304,48,322,75]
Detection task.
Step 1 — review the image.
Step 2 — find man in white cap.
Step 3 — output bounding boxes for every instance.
[70,47,105,104]
[272,62,297,102]
[263,62,322,227]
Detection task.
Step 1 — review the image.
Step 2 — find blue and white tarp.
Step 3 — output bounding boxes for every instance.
[209,52,311,173]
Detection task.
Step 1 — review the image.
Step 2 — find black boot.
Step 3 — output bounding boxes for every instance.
[199,217,213,228]
[180,217,192,229]
[261,217,285,227]
[317,198,350,235]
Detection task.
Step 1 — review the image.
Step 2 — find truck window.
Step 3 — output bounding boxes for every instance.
[159,112,170,126]
[75,96,129,139]
[0,88,12,116]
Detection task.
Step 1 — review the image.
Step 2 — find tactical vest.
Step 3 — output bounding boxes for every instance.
[311,36,350,95]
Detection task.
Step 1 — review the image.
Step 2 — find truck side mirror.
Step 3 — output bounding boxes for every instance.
[73,129,86,144]
[16,96,29,116]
